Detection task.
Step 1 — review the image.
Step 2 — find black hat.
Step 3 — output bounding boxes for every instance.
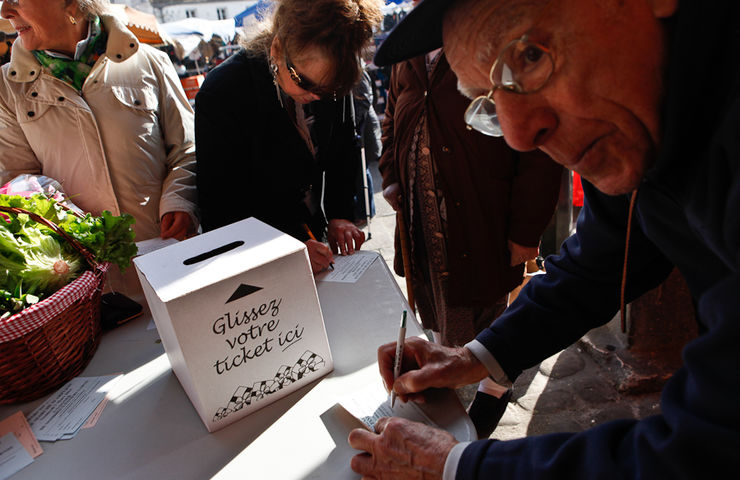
[374,0,459,66]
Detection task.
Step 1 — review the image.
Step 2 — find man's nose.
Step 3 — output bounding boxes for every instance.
[495,90,557,152]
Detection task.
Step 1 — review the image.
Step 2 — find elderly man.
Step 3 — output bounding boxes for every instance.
[348,0,740,478]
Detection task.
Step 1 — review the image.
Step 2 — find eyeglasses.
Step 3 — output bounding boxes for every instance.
[284,52,335,99]
[464,35,554,137]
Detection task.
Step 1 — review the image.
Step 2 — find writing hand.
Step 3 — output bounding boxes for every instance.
[349,416,456,479]
[378,336,489,404]
[327,218,365,255]
[382,182,402,212]
[306,239,334,273]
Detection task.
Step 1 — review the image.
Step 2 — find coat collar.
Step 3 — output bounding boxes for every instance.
[5,13,139,84]
[407,49,450,87]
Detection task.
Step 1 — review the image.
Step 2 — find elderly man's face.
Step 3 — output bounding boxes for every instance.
[444,0,677,195]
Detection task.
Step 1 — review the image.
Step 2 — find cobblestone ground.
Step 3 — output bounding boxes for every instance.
[361,159,662,440]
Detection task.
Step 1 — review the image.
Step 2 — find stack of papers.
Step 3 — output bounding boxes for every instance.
[26,375,121,442]
[339,383,438,431]
[0,412,42,480]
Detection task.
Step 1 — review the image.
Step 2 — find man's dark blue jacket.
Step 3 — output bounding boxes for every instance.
[460,1,740,477]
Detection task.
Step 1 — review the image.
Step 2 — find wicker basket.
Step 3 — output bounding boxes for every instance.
[0,205,108,404]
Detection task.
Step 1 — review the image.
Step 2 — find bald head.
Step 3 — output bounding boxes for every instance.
[443,0,546,98]
[440,0,678,195]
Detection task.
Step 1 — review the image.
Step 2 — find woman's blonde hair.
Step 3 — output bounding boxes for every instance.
[72,0,111,19]
[243,0,382,96]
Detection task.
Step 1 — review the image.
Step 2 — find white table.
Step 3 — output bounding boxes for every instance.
[0,251,470,480]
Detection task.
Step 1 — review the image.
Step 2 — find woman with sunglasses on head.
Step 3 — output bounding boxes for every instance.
[195,0,382,273]
[0,0,198,296]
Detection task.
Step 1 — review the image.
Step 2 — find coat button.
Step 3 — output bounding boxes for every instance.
[129,43,135,48]
[58,96,65,102]
[421,146,430,155]
[116,54,122,59]
[31,92,38,97]
[454,201,461,208]
[27,111,35,117]
[134,99,141,106]
[441,146,451,153]
[10,71,16,76]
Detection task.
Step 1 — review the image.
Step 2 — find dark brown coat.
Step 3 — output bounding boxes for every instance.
[379,53,563,306]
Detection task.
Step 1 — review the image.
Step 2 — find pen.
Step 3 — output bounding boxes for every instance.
[303,223,334,270]
[390,310,407,408]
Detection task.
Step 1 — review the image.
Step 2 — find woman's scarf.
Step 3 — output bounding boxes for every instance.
[32,16,108,91]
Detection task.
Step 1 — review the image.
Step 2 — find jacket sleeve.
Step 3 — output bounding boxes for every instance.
[151,50,198,226]
[378,65,399,190]
[507,149,563,247]
[194,66,252,233]
[322,94,360,223]
[0,77,42,185]
[457,182,738,479]
[480,182,674,385]
[459,274,740,479]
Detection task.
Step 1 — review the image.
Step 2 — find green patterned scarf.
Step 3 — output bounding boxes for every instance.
[32,16,108,91]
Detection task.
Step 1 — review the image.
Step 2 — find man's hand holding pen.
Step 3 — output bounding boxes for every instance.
[377,337,490,404]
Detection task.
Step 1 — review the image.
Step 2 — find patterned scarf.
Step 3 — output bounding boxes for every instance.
[32,17,108,91]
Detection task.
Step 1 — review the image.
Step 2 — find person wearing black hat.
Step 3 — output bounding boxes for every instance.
[378,34,562,440]
[349,0,740,478]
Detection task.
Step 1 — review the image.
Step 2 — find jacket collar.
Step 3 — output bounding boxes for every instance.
[5,13,139,84]
[649,1,737,187]
[408,49,450,87]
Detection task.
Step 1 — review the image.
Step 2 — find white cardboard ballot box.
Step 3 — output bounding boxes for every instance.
[133,218,333,432]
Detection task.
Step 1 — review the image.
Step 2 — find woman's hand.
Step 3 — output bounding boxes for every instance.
[382,182,403,212]
[508,239,539,266]
[327,219,365,255]
[306,239,334,273]
[161,211,192,240]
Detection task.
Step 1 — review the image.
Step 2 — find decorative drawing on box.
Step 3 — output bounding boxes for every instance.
[213,350,325,422]
[226,283,263,303]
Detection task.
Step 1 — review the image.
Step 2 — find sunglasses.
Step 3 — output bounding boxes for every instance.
[284,52,336,99]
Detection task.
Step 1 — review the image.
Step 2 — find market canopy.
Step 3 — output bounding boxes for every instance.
[234,0,267,27]
[382,0,413,14]
[160,17,237,60]
[108,4,171,46]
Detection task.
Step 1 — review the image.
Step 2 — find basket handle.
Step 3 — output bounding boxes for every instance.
[0,205,98,268]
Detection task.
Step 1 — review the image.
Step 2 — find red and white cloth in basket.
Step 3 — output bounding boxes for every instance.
[0,264,108,343]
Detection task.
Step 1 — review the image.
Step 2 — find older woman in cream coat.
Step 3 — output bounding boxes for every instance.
[0,0,197,294]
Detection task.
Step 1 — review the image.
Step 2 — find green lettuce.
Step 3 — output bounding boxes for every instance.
[0,194,137,316]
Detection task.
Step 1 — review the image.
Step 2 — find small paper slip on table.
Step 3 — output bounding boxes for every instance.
[0,251,474,480]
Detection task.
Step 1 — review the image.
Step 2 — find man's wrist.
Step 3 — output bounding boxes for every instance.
[464,340,512,388]
[443,441,472,480]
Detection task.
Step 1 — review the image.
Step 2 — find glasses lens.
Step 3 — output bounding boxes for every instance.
[464,96,503,137]
[492,40,553,93]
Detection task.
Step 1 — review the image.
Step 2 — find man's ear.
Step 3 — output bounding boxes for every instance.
[649,0,678,18]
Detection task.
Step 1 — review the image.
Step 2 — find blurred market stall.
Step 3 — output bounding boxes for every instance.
[108,4,173,46]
